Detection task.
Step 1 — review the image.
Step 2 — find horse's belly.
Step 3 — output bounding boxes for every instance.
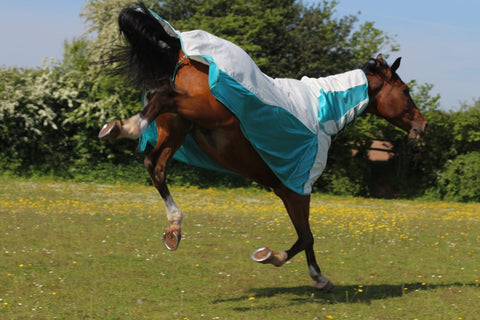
[190,124,281,187]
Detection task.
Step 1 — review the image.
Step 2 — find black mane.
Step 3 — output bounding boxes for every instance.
[361,57,388,75]
[110,2,181,87]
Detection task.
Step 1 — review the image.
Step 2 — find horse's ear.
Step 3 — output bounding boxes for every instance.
[376,53,386,66]
[391,57,401,73]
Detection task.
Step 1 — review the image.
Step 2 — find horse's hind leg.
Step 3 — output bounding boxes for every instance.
[99,85,179,140]
[99,115,149,140]
[144,113,190,251]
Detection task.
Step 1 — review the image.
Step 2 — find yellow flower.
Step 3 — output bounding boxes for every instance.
[248,297,255,301]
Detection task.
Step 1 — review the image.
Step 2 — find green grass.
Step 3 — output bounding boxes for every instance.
[0,177,478,319]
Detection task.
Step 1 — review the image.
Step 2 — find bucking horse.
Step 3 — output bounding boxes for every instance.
[99,3,427,291]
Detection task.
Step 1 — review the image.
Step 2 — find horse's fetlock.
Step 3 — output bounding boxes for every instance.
[168,219,181,227]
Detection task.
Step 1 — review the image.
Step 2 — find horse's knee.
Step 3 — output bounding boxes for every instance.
[295,234,314,252]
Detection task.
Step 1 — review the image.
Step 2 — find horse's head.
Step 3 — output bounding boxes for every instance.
[363,54,427,139]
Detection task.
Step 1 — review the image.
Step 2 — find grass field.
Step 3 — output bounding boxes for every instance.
[0,177,478,319]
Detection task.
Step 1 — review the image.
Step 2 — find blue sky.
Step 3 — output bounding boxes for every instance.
[1,0,479,110]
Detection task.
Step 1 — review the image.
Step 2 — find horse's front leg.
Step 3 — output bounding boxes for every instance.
[144,113,190,251]
[252,185,333,292]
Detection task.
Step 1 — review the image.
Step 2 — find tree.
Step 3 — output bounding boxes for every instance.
[451,100,480,154]
[439,151,480,202]
[0,38,141,177]
[0,63,72,173]
[81,0,396,78]
[80,0,134,62]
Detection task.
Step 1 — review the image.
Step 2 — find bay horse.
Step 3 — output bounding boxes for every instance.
[99,3,427,291]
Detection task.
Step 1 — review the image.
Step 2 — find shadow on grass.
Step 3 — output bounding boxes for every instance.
[212,282,477,311]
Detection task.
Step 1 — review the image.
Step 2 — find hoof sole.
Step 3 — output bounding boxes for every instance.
[251,247,286,267]
[98,120,121,140]
[251,247,272,263]
[163,231,180,251]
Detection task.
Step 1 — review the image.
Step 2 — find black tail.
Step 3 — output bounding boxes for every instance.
[112,2,181,87]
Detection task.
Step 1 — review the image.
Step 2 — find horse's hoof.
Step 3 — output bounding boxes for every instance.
[313,278,334,292]
[163,231,180,251]
[251,247,287,267]
[251,247,273,263]
[98,120,122,140]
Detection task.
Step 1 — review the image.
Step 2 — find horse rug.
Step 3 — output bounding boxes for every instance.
[140,12,369,195]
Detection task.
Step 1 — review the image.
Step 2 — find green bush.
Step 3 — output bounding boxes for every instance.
[439,151,480,202]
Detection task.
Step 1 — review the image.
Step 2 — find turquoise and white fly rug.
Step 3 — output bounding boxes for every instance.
[140,12,369,195]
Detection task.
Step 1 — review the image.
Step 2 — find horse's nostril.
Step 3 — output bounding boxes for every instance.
[412,122,428,138]
[414,128,422,138]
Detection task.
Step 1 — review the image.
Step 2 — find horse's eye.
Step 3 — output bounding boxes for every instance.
[403,88,410,96]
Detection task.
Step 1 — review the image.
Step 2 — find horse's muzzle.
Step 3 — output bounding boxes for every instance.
[409,121,428,140]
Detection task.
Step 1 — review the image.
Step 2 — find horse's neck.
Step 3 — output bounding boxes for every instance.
[363,73,383,115]
[301,69,370,136]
